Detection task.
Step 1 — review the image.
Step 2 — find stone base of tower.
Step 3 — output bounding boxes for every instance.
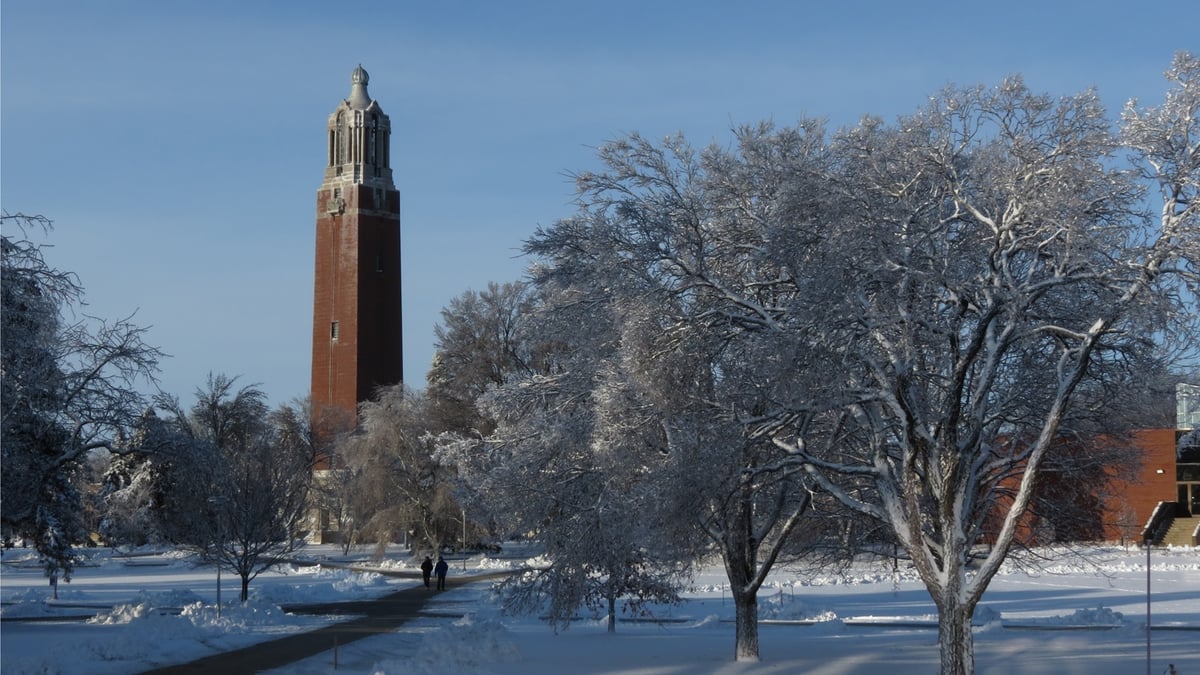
[304,468,348,545]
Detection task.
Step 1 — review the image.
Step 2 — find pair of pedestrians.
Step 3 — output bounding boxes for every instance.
[420,555,449,590]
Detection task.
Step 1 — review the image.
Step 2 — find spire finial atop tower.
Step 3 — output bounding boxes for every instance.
[347,64,371,110]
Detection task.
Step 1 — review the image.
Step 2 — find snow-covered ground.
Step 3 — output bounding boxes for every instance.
[1,544,1197,674]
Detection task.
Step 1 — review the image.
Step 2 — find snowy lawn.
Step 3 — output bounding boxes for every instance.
[2,544,1197,674]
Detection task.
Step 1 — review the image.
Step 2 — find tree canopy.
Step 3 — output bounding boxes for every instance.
[2,213,163,575]
[441,52,1199,672]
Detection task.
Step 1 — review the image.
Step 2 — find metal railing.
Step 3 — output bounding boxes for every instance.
[1140,501,1177,545]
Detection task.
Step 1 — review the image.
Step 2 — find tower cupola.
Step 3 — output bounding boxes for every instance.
[323,65,393,189]
[347,64,371,110]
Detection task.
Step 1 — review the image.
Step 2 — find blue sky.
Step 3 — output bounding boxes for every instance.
[2,1,1194,405]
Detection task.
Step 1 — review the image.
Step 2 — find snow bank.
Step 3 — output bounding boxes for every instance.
[370,615,521,675]
[1002,605,1126,628]
[251,566,390,604]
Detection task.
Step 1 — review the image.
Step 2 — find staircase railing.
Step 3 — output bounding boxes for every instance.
[1140,501,1177,545]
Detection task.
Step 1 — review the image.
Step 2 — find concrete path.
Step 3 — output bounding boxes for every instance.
[139,570,511,675]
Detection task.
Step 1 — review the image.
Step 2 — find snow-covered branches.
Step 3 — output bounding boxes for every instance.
[332,384,463,555]
[498,52,1198,674]
[135,376,315,601]
[2,214,164,576]
[426,282,542,436]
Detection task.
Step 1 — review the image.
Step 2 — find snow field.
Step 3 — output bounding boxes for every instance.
[1,544,1197,674]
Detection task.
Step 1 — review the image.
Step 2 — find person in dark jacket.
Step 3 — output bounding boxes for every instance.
[434,556,449,590]
[420,556,433,588]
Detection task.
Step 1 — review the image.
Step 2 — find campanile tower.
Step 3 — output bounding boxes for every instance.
[311,65,403,425]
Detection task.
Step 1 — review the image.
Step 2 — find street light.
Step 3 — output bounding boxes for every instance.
[1145,535,1152,675]
[208,496,230,619]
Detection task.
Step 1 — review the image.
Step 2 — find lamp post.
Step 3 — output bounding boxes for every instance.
[208,496,229,619]
[1145,535,1152,675]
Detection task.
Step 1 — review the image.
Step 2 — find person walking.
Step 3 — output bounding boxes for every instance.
[434,555,449,591]
[420,556,433,588]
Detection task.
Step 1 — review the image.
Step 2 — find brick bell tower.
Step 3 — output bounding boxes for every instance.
[311,65,403,434]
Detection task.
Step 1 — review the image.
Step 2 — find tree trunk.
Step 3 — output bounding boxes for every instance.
[240,574,250,602]
[732,590,759,662]
[727,465,761,662]
[607,589,617,633]
[937,600,974,675]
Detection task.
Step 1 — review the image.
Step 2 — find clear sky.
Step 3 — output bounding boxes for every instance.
[2,1,1194,405]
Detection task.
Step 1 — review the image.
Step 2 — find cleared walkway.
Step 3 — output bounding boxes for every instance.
[139,570,511,675]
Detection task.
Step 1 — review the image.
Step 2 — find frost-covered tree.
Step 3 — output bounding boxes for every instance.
[422,281,551,553]
[426,281,539,436]
[518,124,837,659]
[100,410,174,546]
[440,291,690,633]
[308,407,374,556]
[156,375,312,601]
[98,405,224,548]
[216,406,312,602]
[759,61,1199,674]
[1,213,162,576]
[335,384,460,556]
[511,52,1197,673]
[469,388,683,633]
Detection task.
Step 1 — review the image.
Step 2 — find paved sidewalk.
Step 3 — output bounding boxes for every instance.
[139,570,509,675]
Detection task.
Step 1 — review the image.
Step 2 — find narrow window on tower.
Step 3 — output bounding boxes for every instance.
[330,321,340,340]
[369,114,378,165]
[335,111,347,175]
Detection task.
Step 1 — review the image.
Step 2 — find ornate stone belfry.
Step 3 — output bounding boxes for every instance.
[311,65,403,439]
[322,64,394,194]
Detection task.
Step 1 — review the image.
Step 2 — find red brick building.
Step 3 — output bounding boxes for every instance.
[311,65,403,434]
[1100,429,1181,543]
[987,427,1197,547]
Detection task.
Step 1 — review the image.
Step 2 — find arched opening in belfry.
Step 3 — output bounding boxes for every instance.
[335,111,347,167]
[370,113,379,166]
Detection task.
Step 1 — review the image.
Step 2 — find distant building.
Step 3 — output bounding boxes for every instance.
[987,387,1200,547]
[1092,383,1200,545]
[1099,428,1182,543]
[310,65,403,435]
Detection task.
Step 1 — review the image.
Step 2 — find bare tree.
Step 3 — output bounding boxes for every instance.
[156,375,312,601]
[2,213,163,575]
[211,412,311,602]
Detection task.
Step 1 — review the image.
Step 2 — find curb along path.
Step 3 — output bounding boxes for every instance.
[139,569,514,675]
